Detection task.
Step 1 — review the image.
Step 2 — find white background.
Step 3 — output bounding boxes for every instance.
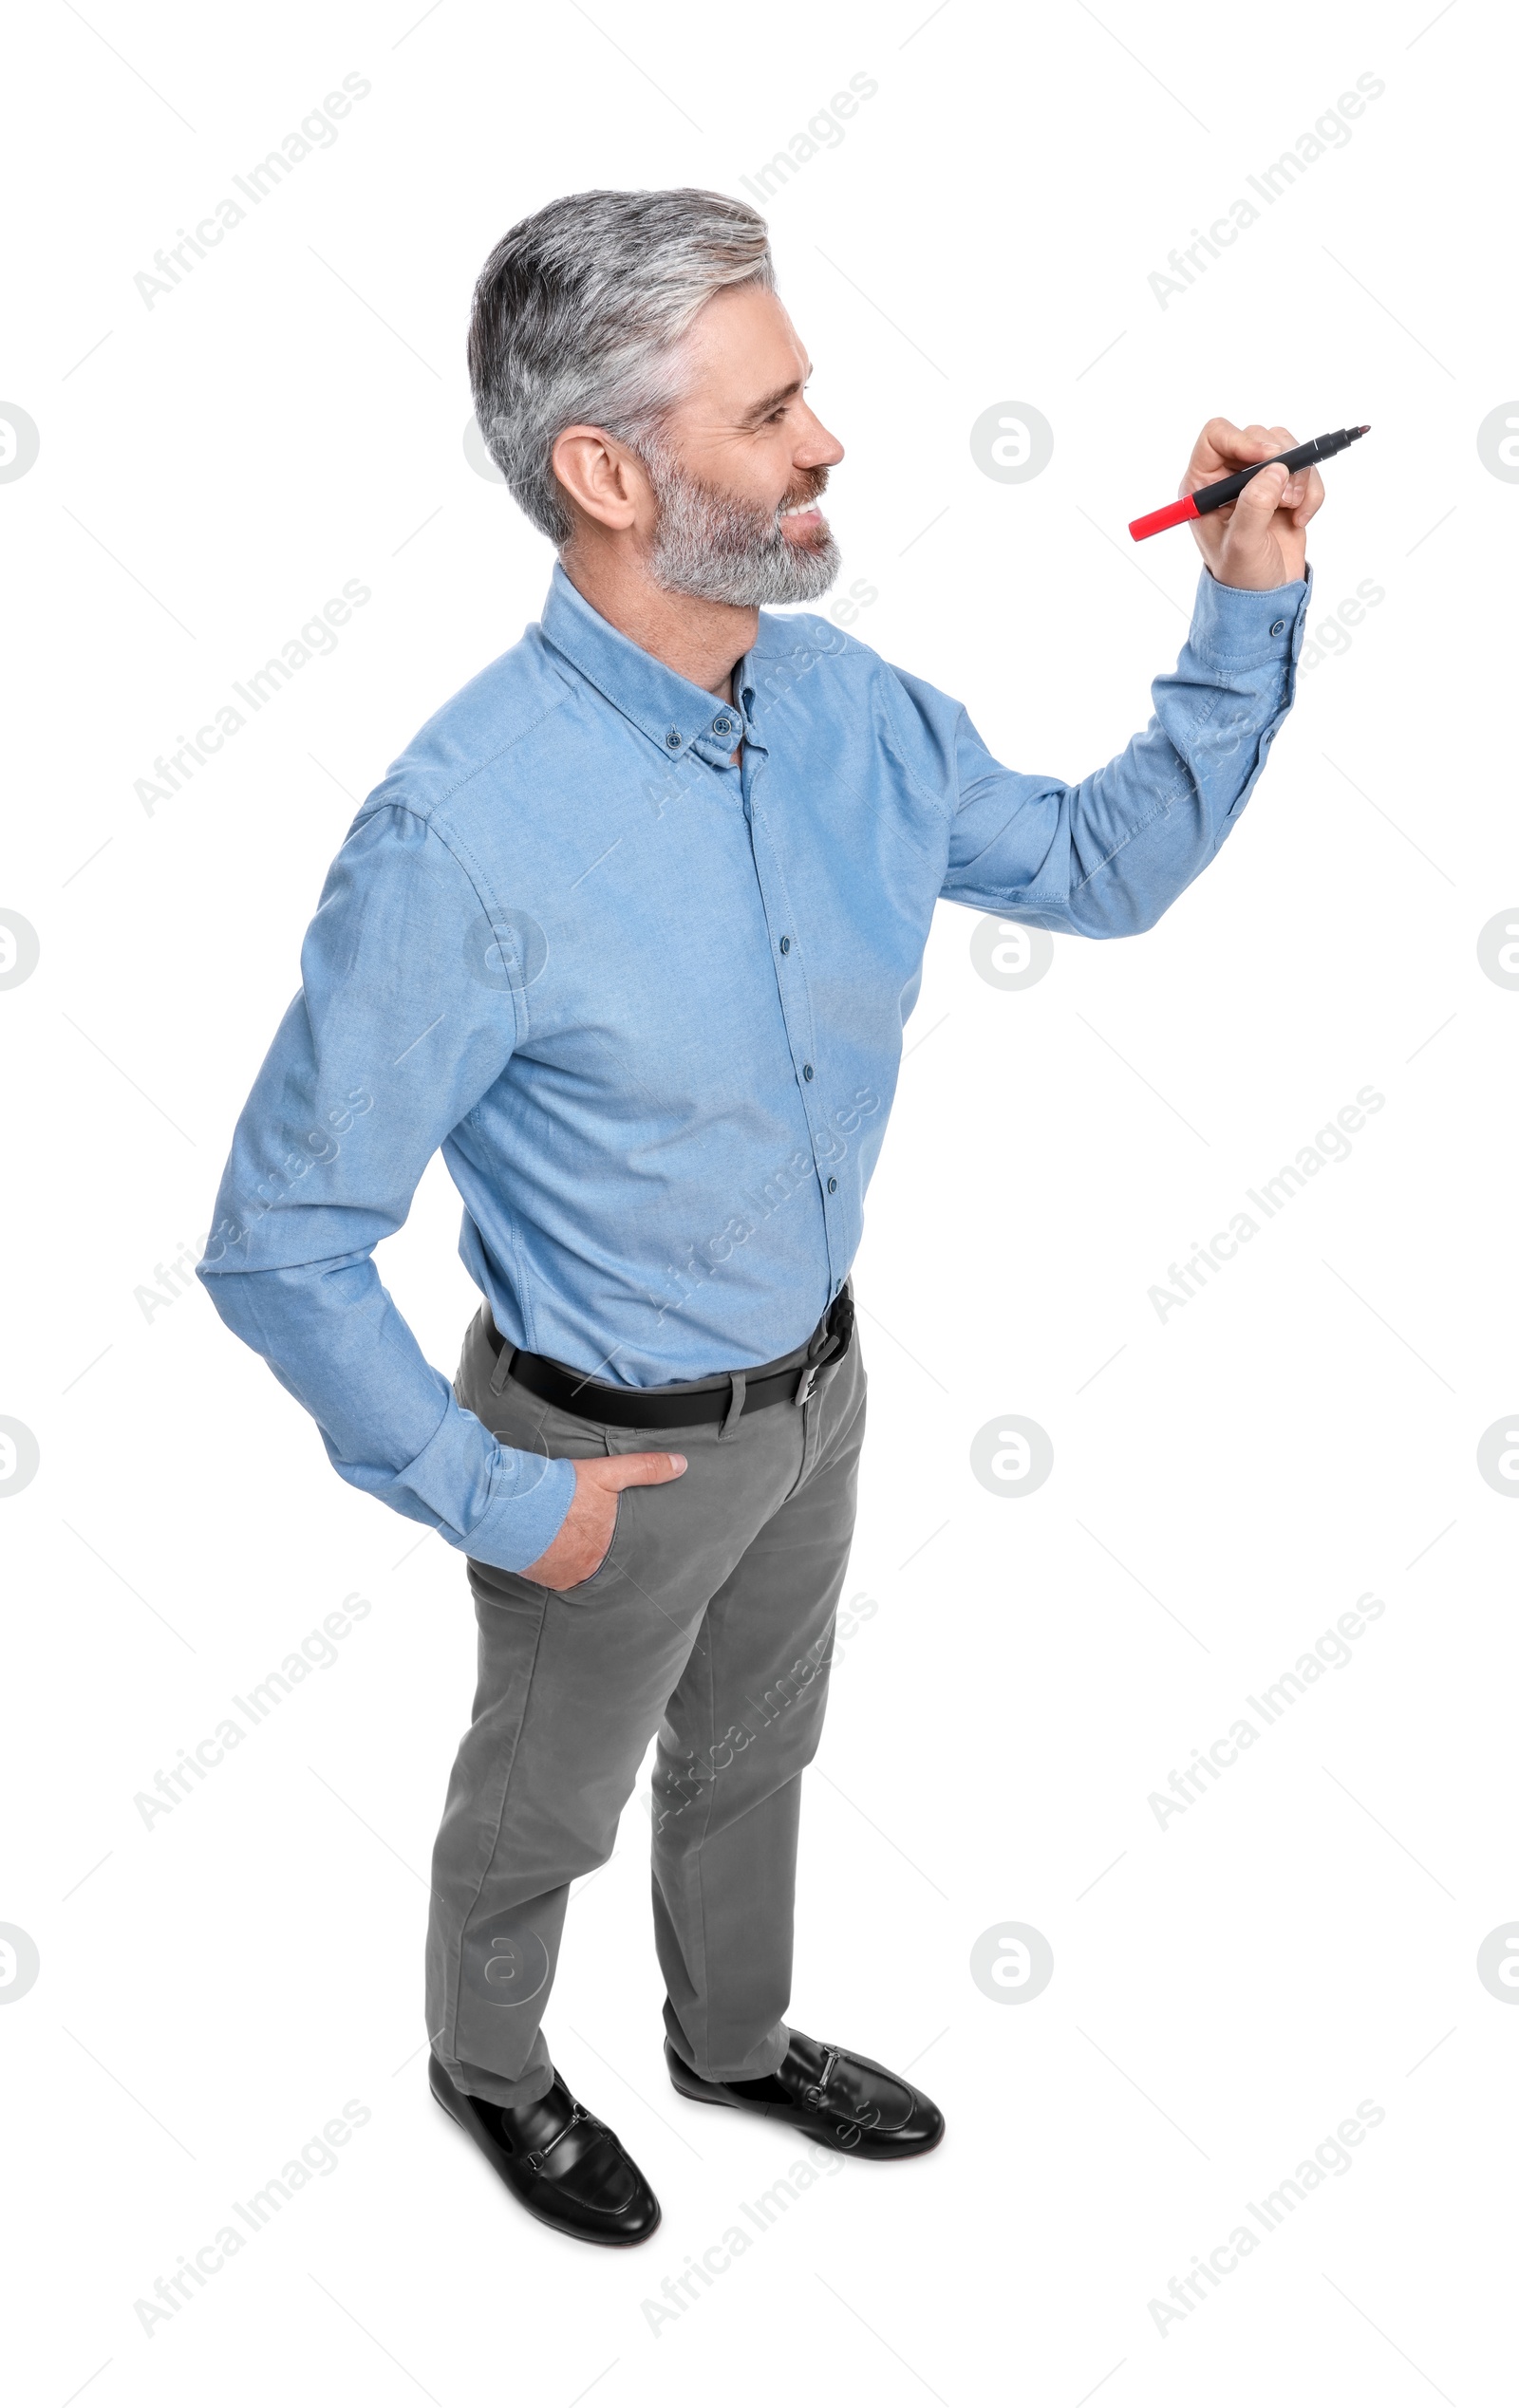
[3,2,1514,2401]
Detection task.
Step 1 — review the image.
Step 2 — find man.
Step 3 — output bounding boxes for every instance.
[198,186,1322,2246]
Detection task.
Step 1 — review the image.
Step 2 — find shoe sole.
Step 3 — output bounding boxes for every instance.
[430,2074,663,2247]
[666,2062,944,2160]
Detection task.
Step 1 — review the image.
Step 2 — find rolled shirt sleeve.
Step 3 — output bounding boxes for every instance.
[937,565,1312,935]
[196,801,576,1574]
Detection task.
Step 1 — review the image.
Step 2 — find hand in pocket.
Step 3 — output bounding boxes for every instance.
[521,1450,686,1591]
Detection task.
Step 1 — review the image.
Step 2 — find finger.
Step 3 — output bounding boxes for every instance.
[1251,426,1300,491]
[1189,417,1242,480]
[1186,418,1285,495]
[1289,463,1325,527]
[604,1449,688,1488]
[1231,460,1291,532]
[1260,424,1300,506]
[1187,417,1262,488]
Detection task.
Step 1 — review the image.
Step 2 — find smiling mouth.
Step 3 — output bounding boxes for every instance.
[778,499,826,537]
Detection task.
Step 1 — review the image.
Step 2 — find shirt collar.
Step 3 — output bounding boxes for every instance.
[538,560,755,763]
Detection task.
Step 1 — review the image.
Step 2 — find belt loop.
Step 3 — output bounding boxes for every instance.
[719,1371,746,1439]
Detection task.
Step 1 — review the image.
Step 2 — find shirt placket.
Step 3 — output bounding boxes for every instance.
[737,715,847,1304]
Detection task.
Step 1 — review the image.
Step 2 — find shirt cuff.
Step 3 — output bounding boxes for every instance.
[1191,563,1312,663]
[395,1399,578,1575]
[461,1447,578,1574]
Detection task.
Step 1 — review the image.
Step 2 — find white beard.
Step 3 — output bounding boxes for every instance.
[640,441,841,606]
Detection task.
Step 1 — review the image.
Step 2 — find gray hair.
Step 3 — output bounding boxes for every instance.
[467,188,775,547]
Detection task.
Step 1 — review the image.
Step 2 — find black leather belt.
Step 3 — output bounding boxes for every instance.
[487,1289,854,1429]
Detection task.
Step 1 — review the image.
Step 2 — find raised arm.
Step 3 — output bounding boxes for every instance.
[937,417,1322,937]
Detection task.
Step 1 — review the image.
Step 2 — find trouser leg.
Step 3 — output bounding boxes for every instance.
[653,1335,867,2082]
[424,1535,703,2108]
[424,1304,834,2110]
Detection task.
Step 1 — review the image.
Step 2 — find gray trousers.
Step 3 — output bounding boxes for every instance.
[424,1298,867,2109]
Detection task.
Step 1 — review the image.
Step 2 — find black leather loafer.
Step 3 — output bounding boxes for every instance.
[666,2029,944,2159]
[430,2054,661,2245]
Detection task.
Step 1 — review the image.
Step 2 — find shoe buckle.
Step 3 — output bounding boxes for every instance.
[803,2047,841,2110]
[523,2100,592,2178]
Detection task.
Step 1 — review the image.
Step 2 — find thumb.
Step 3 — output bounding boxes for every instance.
[603,1448,688,1489]
[1231,461,1290,532]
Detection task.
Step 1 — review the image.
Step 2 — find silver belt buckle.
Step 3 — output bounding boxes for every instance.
[795,1361,820,1408]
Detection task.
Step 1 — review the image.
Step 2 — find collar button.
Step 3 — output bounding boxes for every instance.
[665,729,682,750]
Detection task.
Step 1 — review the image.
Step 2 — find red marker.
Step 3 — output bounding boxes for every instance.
[1129,425,1370,542]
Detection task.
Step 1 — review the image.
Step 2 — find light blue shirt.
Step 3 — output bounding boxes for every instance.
[198,557,1311,1570]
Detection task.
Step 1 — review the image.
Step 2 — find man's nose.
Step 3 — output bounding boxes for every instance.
[797,409,845,469]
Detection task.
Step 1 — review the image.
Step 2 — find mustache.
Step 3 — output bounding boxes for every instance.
[775,467,831,521]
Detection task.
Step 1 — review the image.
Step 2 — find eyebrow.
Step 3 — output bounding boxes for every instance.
[739,362,814,427]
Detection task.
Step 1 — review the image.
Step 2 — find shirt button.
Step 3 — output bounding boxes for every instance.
[802,1062,815,1081]
[665,728,681,749]
[713,717,732,736]
[779,936,791,954]
[827,1176,837,1193]
[1269,619,1286,637]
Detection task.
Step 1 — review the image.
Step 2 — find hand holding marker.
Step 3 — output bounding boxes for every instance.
[1129,425,1370,541]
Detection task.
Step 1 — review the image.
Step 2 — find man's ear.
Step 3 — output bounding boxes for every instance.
[550,426,648,532]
